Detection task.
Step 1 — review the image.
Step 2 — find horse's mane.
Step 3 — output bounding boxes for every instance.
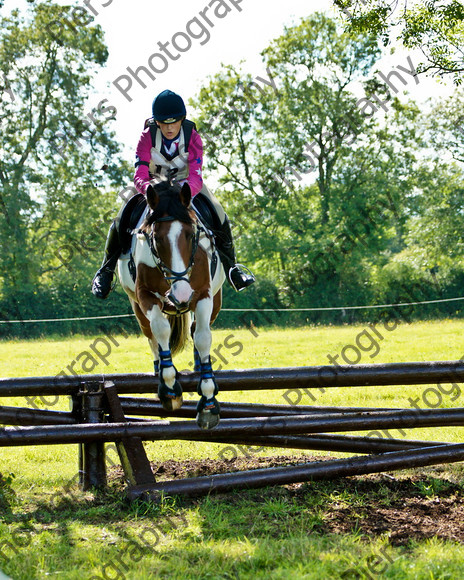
[145,181,193,226]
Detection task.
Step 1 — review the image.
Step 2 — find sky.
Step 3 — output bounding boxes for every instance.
[3,0,457,159]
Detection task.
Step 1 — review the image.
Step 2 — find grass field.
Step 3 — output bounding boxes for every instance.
[1,319,464,579]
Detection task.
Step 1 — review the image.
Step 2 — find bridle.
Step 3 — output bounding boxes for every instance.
[143,215,200,286]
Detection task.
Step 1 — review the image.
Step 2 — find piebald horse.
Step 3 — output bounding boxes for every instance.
[118,180,225,429]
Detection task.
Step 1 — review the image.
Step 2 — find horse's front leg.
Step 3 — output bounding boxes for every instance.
[194,297,220,429]
[148,305,183,411]
[130,300,160,377]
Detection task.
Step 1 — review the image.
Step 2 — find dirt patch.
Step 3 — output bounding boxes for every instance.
[107,454,315,485]
[107,455,305,495]
[320,472,464,545]
[108,455,464,545]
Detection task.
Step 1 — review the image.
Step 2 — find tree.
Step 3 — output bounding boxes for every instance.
[192,14,380,261]
[401,94,464,265]
[191,13,425,309]
[0,1,127,322]
[427,89,464,163]
[333,0,464,84]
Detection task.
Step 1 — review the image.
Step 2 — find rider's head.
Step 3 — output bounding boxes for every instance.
[152,90,186,139]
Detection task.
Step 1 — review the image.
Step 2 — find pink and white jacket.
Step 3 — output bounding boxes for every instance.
[134,124,203,197]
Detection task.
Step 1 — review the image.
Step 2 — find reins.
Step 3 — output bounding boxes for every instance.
[142,214,200,286]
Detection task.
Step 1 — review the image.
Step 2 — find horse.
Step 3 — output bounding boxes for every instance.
[118,180,225,430]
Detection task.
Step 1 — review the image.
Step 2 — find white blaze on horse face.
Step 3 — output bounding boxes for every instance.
[168,221,193,305]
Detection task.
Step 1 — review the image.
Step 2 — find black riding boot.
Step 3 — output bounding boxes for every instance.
[91,221,121,299]
[215,217,255,292]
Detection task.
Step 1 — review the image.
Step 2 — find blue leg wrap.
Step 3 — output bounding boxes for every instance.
[157,347,182,401]
[196,356,218,396]
[159,348,174,370]
[200,359,214,380]
[193,347,201,372]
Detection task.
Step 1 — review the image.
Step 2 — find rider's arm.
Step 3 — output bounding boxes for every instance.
[134,128,152,195]
[178,129,203,197]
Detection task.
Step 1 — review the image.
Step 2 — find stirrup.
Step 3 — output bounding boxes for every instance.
[228,264,255,292]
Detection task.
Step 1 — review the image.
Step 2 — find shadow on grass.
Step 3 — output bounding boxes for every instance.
[2,460,464,579]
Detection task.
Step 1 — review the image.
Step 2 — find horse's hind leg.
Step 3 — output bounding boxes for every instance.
[190,319,202,372]
[193,298,220,429]
[148,338,159,374]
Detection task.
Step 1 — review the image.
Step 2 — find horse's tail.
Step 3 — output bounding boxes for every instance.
[169,312,191,357]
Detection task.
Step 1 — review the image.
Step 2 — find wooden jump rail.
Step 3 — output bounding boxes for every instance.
[1,361,464,498]
[1,360,464,396]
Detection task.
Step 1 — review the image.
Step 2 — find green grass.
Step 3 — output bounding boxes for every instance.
[1,319,464,579]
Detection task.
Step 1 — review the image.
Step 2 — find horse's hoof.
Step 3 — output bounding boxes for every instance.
[160,395,183,412]
[158,380,183,411]
[196,396,220,430]
[196,409,220,430]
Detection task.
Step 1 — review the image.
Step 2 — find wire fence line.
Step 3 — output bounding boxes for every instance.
[1,296,464,324]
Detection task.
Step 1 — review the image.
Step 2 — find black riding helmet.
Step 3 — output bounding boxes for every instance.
[152,90,186,124]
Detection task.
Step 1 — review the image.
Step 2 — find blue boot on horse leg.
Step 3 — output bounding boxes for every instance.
[148,304,184,411]
[157,347,183,411]
[132,305,184,412]
[193,299,221,429]
[196,357,220,430]
[193,346,201,372]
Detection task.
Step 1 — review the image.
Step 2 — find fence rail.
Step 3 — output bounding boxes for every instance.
[1,362,464,497]
[1,360,464,397]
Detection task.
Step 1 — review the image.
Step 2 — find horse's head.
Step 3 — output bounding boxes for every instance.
[145,181,198,312]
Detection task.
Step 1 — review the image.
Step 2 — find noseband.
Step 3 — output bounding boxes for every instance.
[143,215,200,286]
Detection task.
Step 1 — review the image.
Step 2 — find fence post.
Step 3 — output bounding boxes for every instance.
[104,380,156,486]
[77,381,107,490]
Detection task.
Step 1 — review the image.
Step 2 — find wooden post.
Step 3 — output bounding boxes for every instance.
[77,381,107,490]
[104,381,155,487]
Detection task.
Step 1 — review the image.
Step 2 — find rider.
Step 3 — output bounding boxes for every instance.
[92,89,255,299]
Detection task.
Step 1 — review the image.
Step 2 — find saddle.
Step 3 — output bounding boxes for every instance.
[119,192,219,281]
[191,192,222,233]
[119,193,147,254]
[191,193,223,278]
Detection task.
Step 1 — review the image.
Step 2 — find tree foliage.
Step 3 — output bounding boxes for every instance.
[0,1,128,328]
[191,12,464,322]
[333,0,464,84]
[1,7,463,334]
[192,14,424,305]
[192,14,381,267]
